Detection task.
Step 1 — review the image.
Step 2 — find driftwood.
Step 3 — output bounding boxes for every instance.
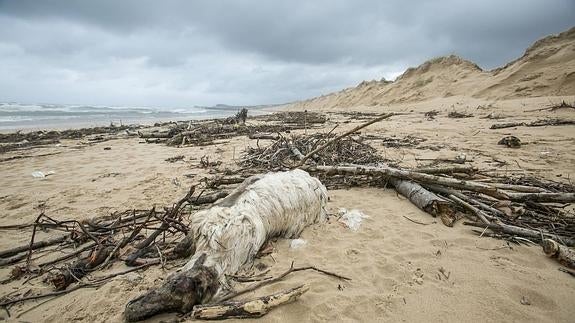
[50,246,112,290]
[304,164,510,199]
[249,133,280,140]
[491,119,575,129]
[296,113,393,166]
[542,239,575,269]
[465,222,575,247]
[191,284,309,320]
[389,178,456,226]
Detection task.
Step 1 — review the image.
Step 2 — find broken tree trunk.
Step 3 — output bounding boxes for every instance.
[542,239,575,269]
[389,178,457,226]
[191,284,309,320]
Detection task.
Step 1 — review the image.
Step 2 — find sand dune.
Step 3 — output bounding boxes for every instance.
[287,27,575,111]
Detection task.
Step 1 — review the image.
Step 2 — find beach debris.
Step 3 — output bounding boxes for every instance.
[289,239,307,249]
[448,111,473,118]
[124,170,336,321]
[31,170,55,178]
[338,208,369,231]
[191,284,310,320]
[424,110,439,120]
[542,239,575,269]
[520,296,531,306]
[490,118,575,129]
[498,136,521,148]
[165,155,185,163]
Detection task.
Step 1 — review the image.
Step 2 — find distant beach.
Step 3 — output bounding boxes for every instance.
[0,102,274,132]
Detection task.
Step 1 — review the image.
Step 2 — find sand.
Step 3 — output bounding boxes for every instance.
[0,95,574,322]
[1,27,575,322]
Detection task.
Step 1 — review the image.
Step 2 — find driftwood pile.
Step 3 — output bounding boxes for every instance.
[139,110,327,147]
[0,124,139,153]
[0,186,236,308]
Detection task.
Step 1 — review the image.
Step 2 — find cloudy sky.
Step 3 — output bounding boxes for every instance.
[0,0,573,108]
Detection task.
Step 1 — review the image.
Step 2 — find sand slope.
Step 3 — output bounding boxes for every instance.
[287,27,575,111]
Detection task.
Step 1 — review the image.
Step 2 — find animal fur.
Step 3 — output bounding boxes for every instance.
[125,169,327,321]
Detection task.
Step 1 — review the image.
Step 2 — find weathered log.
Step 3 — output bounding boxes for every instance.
[389,178,456,226]
[490,122,526,129]
[304,164,510,199]
[191,284,309,320]
[542,239,575,269]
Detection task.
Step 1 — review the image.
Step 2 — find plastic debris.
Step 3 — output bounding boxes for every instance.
[337,208,369,231]
[289,239,307,249]
[31,171,55,178]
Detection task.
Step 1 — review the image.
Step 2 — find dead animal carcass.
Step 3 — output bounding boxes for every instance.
[125,169,327,321]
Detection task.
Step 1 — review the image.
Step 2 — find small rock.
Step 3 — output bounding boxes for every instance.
[498,136,521,148]
[104,146,112,150]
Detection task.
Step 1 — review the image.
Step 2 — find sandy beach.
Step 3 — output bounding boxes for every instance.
[1,26,574,323]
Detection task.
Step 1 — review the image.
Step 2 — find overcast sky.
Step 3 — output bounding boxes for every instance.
[0,0,573,108]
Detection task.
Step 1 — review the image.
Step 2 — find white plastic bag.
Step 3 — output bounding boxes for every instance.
[338,208,369,231]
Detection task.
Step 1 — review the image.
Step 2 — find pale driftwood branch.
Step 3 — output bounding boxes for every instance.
[304,164,510,199]
[389,178,457,226]
[216,262,350,304]
[542,239,575,269]
[424,184,504,218]
[296,113,393,166]
[489,183,548,193]
[191,284,309,320]
[447,194,491,225]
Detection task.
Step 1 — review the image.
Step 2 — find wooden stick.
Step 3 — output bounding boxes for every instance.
[296,113,393,166]
[216,262,350,303]
[192,284,309,320]
[447,195,491,225]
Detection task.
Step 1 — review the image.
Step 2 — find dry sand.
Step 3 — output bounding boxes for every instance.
[0,95,574,322]
[1,27,575,322]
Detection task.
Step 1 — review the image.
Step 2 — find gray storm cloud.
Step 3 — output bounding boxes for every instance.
[0,0,573,107]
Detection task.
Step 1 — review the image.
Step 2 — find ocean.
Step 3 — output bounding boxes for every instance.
[0,102,268,131]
